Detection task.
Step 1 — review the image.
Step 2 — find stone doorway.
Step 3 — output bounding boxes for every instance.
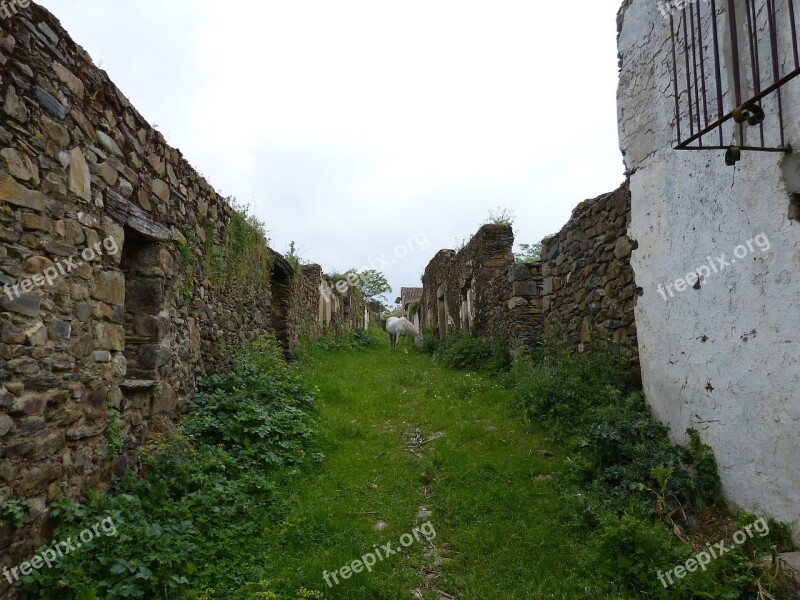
[118,228,169,448]
[270,263,291,357]
[437,284,448,339]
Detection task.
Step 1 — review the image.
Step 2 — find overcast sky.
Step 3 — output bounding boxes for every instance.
[40,0,626,303]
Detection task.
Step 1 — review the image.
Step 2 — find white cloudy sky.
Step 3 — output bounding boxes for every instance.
[40,0,626,302]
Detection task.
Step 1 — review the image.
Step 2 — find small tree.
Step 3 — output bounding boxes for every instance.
[514,242,542,264]
[344,269,391,303]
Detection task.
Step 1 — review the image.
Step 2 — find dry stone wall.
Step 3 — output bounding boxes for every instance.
[0,3,358,568]
[421,183,639,371]
[420,225,514,341]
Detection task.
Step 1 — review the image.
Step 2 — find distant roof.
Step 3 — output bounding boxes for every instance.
[400,287,423,308]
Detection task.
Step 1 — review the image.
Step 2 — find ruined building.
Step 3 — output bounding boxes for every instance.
[420,184,639,372]
[421,0,800,543]
[0,4,363,565]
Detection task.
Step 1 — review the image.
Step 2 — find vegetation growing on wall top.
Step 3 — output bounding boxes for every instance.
[208,200,274,289]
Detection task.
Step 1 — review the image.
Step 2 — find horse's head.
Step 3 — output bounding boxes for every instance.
[414,333,424,347]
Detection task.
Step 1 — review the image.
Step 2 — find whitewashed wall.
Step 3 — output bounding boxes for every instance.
[618,0,800,540]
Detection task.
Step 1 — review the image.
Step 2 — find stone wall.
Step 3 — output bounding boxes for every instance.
[420,183,638,368]
[299,264,366,336]
[419,249,456,336]
[0,3,356,569]
[420,225,514,341]
[509,183,639,372]
[618,0,800,541]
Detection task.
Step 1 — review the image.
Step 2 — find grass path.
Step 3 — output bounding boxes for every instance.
[260,344,604,599]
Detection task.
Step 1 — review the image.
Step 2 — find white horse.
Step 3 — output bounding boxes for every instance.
[386,316,423,349]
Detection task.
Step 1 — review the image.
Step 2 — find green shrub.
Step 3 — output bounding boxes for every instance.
[0,496,26,528]
[105,410,123,459]
[509,342,794,599]
[14,336,322,600]
[595,513,691,597]
[14,490,198,599]
[182,337,317,470]
[685,428,725,508]
[312,327,384,351]
[432,331,508,372]
[419,325,439,355]
[512,342,632,432]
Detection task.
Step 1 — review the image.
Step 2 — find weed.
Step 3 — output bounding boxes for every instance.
[511,341,795,599]
[105,410,123,459]
[0,497,26,528]
[432,331,508,373]
[13,336,324,600]
[311,327,385,352]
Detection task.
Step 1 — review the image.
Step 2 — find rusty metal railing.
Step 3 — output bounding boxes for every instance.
[669,0,800,164]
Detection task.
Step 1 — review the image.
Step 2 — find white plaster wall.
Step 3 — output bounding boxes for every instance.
[618,0,800,540]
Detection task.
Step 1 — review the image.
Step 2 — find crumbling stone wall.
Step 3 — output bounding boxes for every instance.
[297,264,365,337]
[420,225,514,340]
[420,183,638,369]
[0,4,352,569]
[506,183,639,368]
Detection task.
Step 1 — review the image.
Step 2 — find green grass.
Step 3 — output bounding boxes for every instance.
[254,342,624,599]
[14,334,791,599]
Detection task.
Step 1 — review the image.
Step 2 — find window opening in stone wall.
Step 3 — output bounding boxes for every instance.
[669,0,800,164]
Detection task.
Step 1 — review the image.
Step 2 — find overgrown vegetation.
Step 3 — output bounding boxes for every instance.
[10,331,796,599]
[209,201,273,288]
[428,330,509,374]
[104,410,123,459]
[14,337,324,600]
[285,241,304,273]
[310,326,385,352]
[484,206,515,226]
[1,496,26,528]
[407,300,419,321]
[511,342,796,599]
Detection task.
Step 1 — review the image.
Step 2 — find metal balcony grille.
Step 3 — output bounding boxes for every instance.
[669,0,800,163]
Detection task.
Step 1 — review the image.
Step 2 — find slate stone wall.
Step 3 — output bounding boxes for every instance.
[421,183,639,372]
[420,225,514,340]
[0,4,357,571]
